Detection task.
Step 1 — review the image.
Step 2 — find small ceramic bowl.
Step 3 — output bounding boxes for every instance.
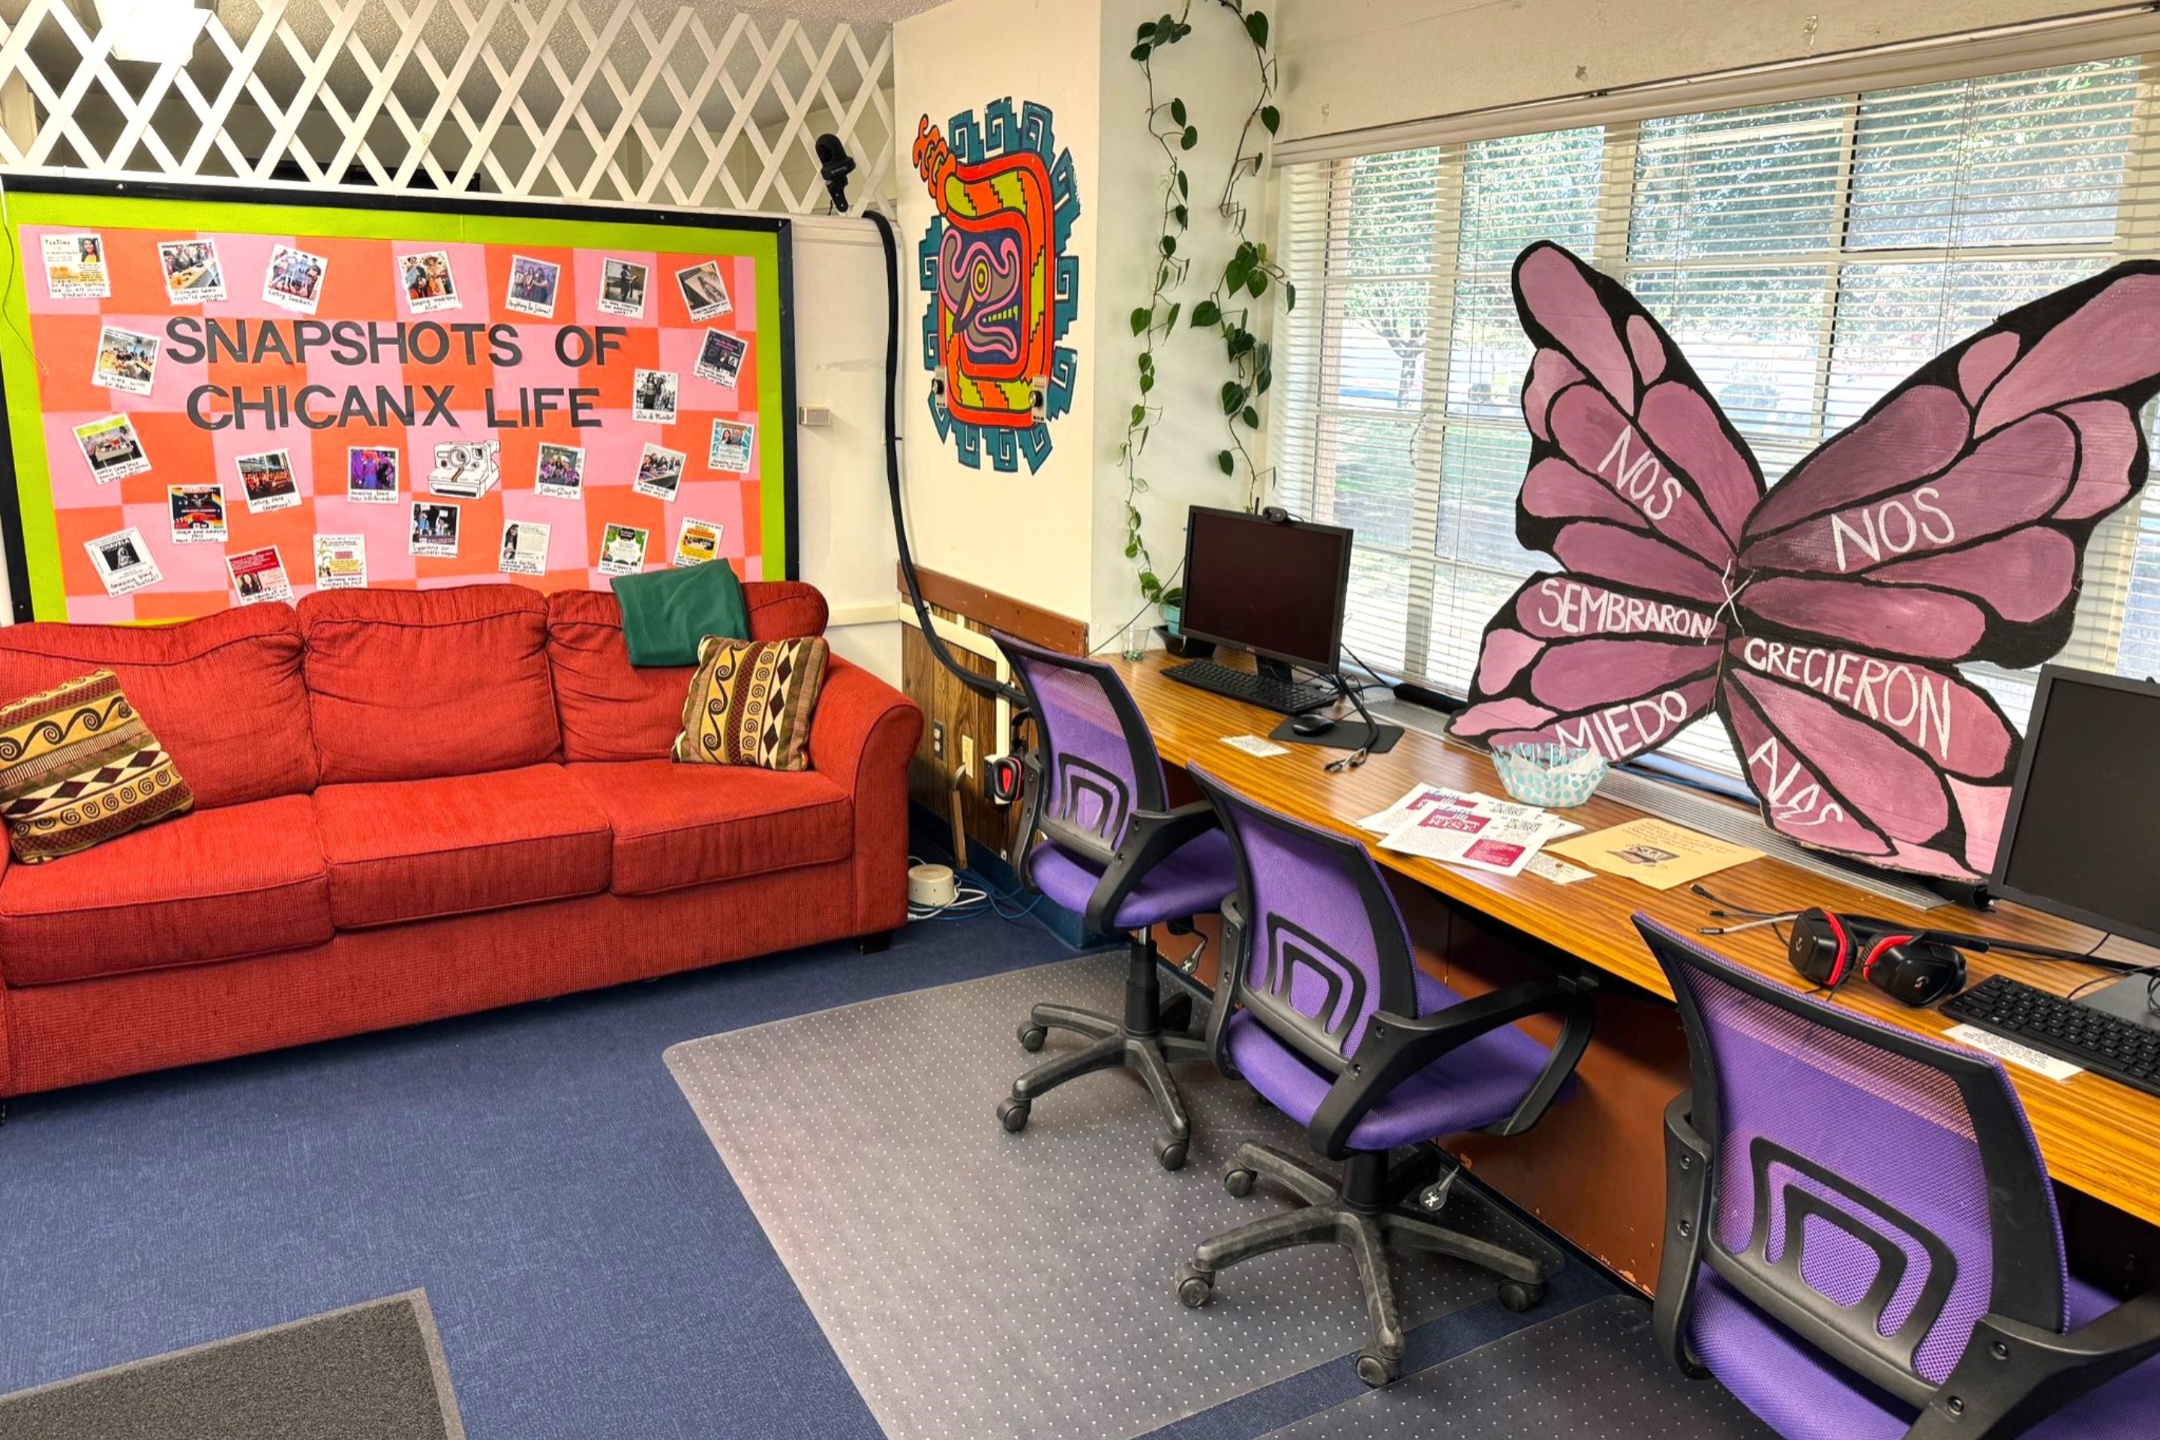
[1491,742,1608,808]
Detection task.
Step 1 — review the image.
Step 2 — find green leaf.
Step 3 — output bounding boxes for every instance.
[1160,234,1178,257]
[1130,42,1151,61]
[1170,97,1187,126]
[1176,170,1189,198]
[1261,104,1280,134]
[1131,403,1146,425]
[1139,370,1155,393]
[1255,369,1272,396]
[1248,270,1268,298]
[1217,450,1235,475]
[1130,306,1150,336]
[1140,570,1160,594]
[1283,281,1297,312]
[1220,381,1247,415]
[1163,301,1181,330]
[1126,539,1140,558]
[1174,204,1189,228]
[1137,20,1155,39]
[1180,126,1198,151]
[1245,10,1269,48]
[1242,406,1260,428]
[1191,299,1221,327]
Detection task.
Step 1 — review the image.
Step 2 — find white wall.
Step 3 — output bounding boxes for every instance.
[1273,0,2128,142]
[893,0,1103,629]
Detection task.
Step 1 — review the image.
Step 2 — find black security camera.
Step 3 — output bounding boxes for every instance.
[815,134,856,214]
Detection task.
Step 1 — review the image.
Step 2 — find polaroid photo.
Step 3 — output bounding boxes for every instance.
[633,369,679,425]
[633,443,687,503]
[498,520,551,577]
[599,258,649,319]
[505,255,561,318]
[410,501,461,558]
[428,438,499,499]
[85,526,161,597]
[314,533,368,590]
[41,233,109,299]
[168,485,226,545]
[227,545,293,606]
[675,260,732,321]
[263,244,328,314]
[672,517,723,568]
[237,448,300,513]
[694,330,746,389]
[708,419,755,475]
[598,522,650,577]
[398,250,460,314]
[92,325,160,396]
[535,442,585,500]
[348,446,400,503]
[157,238,225,303]
[74,414,151,483]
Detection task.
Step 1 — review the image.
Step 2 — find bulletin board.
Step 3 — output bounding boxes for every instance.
[0,176,797,623]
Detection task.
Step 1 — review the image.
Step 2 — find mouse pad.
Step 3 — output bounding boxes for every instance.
[1267,717,1404,754]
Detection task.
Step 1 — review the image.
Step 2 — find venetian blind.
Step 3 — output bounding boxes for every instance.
[1273,53,2160,776]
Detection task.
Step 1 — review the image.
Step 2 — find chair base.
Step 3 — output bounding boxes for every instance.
[1177,1144,1554,1387]
[997,934,1208,1170]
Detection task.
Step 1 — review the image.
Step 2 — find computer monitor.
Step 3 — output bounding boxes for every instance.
[1176,507,1353,674]
[1991,664,2160,948]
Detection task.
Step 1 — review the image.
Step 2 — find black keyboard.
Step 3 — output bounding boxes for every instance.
[1941,974,2160,1099]
[1162,660,1338,716]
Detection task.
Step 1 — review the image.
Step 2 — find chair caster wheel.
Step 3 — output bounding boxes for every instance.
[997,1097,1030,1133]
[1223,1166,1256,1198]
[1157,1137,1189,1171]
[1176,1264,1213,1308]
[1355,1348,1400,1388]
[1018,1024,1047,1052]
[1498,1280,1546,1313]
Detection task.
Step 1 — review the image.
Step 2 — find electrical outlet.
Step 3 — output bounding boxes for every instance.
[931,721,946,760]
[960,733,975,776]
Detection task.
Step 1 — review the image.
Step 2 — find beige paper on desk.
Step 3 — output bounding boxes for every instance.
[1544,817,1762,891]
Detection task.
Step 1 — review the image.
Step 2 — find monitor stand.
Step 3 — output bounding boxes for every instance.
[2077,973,2160,1034]
[1256,656,1298,687]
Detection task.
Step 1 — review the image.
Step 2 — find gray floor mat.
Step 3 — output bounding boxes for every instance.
[0,1291,464,1440]
[1255,1295,1778,1439]
[667,952,1538,1440]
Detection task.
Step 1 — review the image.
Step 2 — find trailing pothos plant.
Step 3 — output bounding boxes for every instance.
[1118,2,1296,613]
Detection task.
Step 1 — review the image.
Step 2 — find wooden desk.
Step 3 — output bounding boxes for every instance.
[1114,651,2160,1280]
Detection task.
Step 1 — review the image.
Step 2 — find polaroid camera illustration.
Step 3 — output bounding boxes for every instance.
[1447,241,2160,882]
[429,440,500,499]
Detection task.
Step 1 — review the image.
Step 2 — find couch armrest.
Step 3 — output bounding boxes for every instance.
[809,655,923,936]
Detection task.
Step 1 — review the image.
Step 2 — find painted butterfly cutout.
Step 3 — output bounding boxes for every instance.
[1448,241,2160,881]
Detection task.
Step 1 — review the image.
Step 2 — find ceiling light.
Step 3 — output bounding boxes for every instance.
[92,0,213,64]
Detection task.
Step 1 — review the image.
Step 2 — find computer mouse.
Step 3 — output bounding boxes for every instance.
[1290,713,1336,737]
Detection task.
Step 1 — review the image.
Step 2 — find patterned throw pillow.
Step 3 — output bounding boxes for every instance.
[673,636,829,772]
[0,670,193,862]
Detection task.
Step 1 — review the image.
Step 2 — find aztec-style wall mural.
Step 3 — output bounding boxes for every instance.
[1449,240,2160,882]
[913,99,1080,475]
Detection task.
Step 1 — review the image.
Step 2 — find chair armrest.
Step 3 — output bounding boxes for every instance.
[1081,801,1221,936]
[1910,1286,2160,1440]
[807,656,924,935]
[1307,976,1592,1159]
[1654,1091,1714,1379]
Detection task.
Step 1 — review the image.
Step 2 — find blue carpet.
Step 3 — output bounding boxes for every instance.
[0,913,1618,1439]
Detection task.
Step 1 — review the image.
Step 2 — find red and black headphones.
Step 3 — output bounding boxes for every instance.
[1786,909,1967,1006]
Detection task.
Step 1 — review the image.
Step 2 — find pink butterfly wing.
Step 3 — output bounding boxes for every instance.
[1449,573,1724,761]
[1719,638,2023,878]
[1512,242,1765,605]
[1737,260,2160,669]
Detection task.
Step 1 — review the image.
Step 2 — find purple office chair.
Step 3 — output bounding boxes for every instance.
[993,633,1237,1170]
[1175,765,1596,1386]
[1636,917,2160,1440]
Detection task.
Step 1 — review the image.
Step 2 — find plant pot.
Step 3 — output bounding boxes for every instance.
[1156,625,1214,659]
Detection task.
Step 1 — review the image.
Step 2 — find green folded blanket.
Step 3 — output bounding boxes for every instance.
[611,560,750,667]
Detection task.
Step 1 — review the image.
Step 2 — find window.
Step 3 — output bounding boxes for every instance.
[1274,56,2160,775]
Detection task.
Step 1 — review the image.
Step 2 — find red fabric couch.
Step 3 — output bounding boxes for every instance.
[0,581,920,1097]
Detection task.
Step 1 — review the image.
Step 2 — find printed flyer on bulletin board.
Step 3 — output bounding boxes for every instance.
[0,178,798,622]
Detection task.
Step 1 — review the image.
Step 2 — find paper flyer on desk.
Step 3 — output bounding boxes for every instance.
[1378,796,1563,878]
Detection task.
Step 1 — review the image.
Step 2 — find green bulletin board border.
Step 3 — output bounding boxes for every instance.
[0,174,798,622]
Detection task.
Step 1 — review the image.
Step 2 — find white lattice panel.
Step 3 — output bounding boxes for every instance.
[0,0,895,215]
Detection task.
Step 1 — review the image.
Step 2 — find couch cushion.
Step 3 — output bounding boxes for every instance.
[547,582,830,763]
[674,635,829,772]
[0,793,332,985]
[299,585,559,784]
[0,670,195,863]
[313,764,613,927]
[0,605,315,808]
[565,760,853,895]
